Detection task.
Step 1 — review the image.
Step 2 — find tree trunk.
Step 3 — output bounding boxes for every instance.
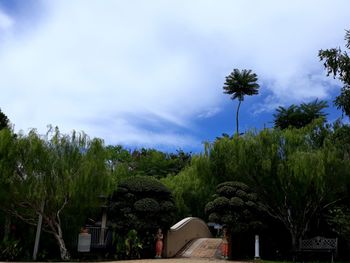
[48,220,70,261]
[289,225,304,253]
[290,232,298,252]
[3,215,11,241]
[54,231,70,261]
[236,100,242,136]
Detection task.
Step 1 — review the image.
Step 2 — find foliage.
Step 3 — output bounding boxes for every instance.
[205,181,261,233]
[203,122,349,251]
[105,145,133,183]
[319,29,350,117]
[223,68,260,135]
[108,176,175,257]
[330,122,350,155]
[0,237,22,261]
[0,108,10,130]
[105,146,191,180]
[161,154,214,219]
[0,127,112,260]
[124,229,143,259]
[327,207,350,241]
[273,99,328,129]
[112,229,143,260]
[132,149,191,178]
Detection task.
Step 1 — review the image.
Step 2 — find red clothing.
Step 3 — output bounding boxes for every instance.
[156,239,163,256]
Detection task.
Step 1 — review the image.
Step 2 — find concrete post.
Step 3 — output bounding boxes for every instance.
[100,211,107,244]
[255,235,260,259]
[33,201,44,261]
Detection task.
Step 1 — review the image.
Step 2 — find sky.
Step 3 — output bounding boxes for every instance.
[0,0,349,152]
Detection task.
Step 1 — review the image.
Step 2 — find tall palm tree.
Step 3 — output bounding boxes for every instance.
[223,69,260,135]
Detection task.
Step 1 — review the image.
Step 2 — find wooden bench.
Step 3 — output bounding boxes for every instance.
[298,236,337,262]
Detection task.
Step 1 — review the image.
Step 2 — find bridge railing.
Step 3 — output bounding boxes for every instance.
[164,217,212,257]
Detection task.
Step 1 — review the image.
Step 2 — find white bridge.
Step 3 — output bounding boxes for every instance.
[164,217,220,258]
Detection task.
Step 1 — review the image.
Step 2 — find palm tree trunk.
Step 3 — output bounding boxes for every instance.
[236,100,242,136]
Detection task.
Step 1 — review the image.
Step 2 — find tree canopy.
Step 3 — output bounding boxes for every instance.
[105,146,191,181]
[0,127,112,260]
[108,176,176,233]
[108,176,176,258]
[205,181,261,233]
[201,122,350,251]
[273,99,328,129]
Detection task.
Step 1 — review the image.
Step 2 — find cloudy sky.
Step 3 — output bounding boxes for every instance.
[0,0,349,151]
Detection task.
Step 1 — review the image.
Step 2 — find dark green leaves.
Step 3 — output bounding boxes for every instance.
[0,108,10,130]
[223,69,259,101]
[273,99,328,129]
[205,181,261,233]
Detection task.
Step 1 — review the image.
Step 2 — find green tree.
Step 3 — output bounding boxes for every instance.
[223,69,260,135]
[205,181,261,233]
[161,153,214,219]
[204,123,347,252]
[108,176,176,258]
[0,108,10,130]
[105,146,191,181]
[327,207,350,243]
[0,128,112,260]
[273,99,328,129]
[132,148,191,179]
[108,176,176,232]
[319,29,350,117]
[105,145,133,183]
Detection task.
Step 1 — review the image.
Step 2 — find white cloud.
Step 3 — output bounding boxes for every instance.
[0,10,13,29]
[198,108,221,119]
[0,9,14,42]
[0,0,349,147]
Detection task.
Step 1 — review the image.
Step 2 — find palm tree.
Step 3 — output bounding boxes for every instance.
[273,99,328,129]
[223,69,260,135]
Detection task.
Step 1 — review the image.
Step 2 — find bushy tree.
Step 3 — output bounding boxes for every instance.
[0,127,112,260]
[273,99,328,129]
[203,122,349,251]
[161,154,214,219]
[105,146,191,181]
[132,149,191,178]
[327,207,350,242]
[205,181,261,233]
[108,176,176,258]
[108,176,176,231]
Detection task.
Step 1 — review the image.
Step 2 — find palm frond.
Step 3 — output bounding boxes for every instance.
[223,69,259,101]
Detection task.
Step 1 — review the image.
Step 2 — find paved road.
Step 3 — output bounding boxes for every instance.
[177,238,223,259]
[8,238,229,263]
[99,259,226,263]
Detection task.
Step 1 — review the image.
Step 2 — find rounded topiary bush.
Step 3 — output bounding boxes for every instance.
[108,176,176,259]
[205,181,261,233]
[108,175,176,232]
[134,198,160,212]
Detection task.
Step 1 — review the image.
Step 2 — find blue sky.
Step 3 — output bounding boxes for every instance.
[0,0,349,152]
